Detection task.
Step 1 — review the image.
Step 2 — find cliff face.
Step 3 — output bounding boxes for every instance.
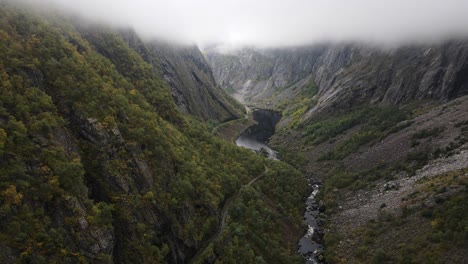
[308,42,468,117]
[79,27,243,123]
[205,46,325,103]
[154,43,241,121]
[206,41,468,116]
[117,31,244,123]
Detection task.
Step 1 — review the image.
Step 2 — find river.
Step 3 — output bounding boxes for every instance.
[299,183,324,263]
[235,109,323,264]
[235,109,281,160]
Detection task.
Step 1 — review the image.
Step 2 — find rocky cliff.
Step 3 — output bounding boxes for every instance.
[83,29,244,123]
[134,37,245,123]
[206,41,468,118]
[205,46,324,103]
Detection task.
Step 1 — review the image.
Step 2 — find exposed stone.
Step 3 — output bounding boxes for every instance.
[206,41,468,120]
[117,30,244,122]
[78,217,89,230]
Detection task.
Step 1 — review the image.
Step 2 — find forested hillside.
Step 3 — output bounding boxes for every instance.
[0,3,308,263]
[86,29,245,124]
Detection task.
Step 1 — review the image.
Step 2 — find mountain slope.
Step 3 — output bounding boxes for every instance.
[75,27,244,124]
[270,96,468,263]
[145,41,244,123]
[0,4,307,263]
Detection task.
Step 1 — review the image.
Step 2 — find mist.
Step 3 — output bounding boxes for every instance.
[17,0,468,48]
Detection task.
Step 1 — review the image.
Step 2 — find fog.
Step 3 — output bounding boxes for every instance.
[17,0,468,48]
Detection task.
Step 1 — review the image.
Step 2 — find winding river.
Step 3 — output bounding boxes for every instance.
[299,183,323,263]
[235,109,323,264]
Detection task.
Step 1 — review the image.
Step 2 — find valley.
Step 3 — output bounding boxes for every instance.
[206,44,468,263]
[231,109,324,263]
[1,1,468,264]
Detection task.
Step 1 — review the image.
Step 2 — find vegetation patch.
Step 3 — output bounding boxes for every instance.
[198,161,308,263]
[276,81,318,129]
[410,126,445,146]
[274,145,307,170]
[224,86,236,95]
[411,126,445,140]
[316,106,409,160]
[303,109,365,145]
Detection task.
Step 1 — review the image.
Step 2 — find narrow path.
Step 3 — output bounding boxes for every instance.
[210,106,252,134]
[187,167,268,264]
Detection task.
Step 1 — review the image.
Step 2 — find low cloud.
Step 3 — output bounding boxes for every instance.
[18,0,468,47]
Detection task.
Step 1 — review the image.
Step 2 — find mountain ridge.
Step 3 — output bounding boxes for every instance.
[206,41,468,118]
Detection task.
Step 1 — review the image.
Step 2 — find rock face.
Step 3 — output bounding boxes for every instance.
[80,28,243,123]
[205,41,468,116]
[205,46,325,103]
[244,109,282,142]
[119,31,244,122]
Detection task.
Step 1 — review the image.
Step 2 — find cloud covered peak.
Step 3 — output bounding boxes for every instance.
[18,0,468,48]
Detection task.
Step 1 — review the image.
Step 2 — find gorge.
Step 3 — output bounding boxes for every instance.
[205,40,468,263]
[205,42,468,263]
[1,1,468,263]
[233,109,324,263]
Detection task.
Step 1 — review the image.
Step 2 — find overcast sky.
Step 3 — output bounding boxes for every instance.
[20,0,468,47]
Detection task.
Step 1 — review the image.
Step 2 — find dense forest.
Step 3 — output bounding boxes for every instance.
[0,3,308,263]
